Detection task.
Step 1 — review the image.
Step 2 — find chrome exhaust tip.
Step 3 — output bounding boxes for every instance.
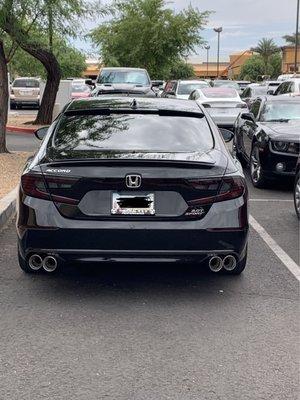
[28,254,43,271]
[208,256,223,272]
[223,255,237,271]
[43,256,58,273]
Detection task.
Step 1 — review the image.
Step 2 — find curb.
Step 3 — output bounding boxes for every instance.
[6,125,36,134]
[0,187,18,230]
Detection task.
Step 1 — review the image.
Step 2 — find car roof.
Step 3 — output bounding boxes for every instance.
[66,97,202,113]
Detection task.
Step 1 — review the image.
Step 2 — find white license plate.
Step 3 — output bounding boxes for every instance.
[20,90,33,96]
[111,193,155,215]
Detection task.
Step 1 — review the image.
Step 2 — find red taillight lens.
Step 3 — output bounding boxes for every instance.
[188,177,246,206]
[21,173,79,204]
[21,174,50,200]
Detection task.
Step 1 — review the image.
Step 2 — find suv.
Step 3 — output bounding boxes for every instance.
[161,80,209,100]
[274,78,300,96]
[93,67,156,97]
[10,77,40,109]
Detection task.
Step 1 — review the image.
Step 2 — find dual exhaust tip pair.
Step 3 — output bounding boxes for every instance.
[28,254,58,273]
[208,255,237,272]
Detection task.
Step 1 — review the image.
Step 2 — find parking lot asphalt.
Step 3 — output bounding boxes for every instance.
[1,133,299,399]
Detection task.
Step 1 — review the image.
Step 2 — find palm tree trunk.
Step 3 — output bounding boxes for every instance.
[0,40,9,153]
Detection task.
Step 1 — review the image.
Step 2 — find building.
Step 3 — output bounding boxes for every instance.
[281,46,300,73]
[83,59,101,80]
[192,50,254,79]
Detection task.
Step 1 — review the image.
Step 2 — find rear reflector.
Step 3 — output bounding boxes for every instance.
[21,173,79,204]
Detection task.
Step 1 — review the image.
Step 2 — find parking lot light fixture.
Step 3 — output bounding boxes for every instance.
[214,27,223,78]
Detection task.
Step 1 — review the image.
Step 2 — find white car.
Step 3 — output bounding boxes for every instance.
[162,79,210,100]
[189,87,248,129]
[274,78,300,96]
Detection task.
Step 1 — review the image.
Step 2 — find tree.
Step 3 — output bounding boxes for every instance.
[90,0,210,79]
[282,33,300,45]
[9,36,86,79]
[168,60,195,80]
[251,38,279,74]
[240,53,282,81]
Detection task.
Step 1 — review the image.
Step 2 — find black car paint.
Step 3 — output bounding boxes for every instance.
[234,96,300,179]
[17,97,248,270]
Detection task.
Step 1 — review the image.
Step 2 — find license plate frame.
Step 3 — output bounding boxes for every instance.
[111,192,155,215]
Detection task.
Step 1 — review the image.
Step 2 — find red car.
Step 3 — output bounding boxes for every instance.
[71,84,91,99]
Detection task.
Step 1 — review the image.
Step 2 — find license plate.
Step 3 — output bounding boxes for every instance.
[20,90,33,96]
[111,193,155,215]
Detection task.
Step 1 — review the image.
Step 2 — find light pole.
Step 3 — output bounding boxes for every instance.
[204,45,210,78]
[294,0,299,73]
[214,27,223,78]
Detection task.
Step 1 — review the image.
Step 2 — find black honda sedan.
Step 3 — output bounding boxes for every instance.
[233,96,300,187]
[17,97,248,275]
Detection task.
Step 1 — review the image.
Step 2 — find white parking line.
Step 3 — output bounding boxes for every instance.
[249,215,300,282]
[250,199,293,202]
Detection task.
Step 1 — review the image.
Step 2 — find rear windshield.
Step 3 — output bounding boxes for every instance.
[177,82,208,95]
[252,86,268,95]
[54,113,213,153]
[97,70,150,86]
[13,79,39,88]
[213,81,240,90]
[201,88,238,98]
[72,84,91,93]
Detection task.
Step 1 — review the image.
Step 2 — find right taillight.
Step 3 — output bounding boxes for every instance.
[188,177,246,206]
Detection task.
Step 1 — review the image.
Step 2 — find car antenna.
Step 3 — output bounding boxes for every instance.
[131,99,138,109]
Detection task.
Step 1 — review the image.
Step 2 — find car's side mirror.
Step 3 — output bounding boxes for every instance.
[267,89,274,95]
[241,112,256,122]
[34,126,49,140]
[219,128,234,142]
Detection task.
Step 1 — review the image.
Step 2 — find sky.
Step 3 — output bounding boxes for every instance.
[73,0,298,63]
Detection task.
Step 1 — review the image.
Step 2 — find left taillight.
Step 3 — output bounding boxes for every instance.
[21,173,79,204]
[21,173,51,200]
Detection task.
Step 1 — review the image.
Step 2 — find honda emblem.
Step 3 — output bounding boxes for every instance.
[126,174,142,188]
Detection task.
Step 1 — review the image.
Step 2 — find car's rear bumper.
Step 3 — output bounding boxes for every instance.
[17,195,249,264]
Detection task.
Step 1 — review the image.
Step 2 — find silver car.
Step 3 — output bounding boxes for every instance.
[10,77,40,109]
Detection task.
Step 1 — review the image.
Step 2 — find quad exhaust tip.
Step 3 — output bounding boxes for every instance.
[223,255,237,271]
[28,254,43,271]
[208,256,223,273]
[42,256,58,273]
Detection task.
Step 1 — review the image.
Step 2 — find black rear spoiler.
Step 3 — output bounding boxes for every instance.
[64,108,204,118]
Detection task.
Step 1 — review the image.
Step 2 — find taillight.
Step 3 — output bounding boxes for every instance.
[21,174,50,200]
[188,177,246,206]
[21,173,79,204]
[10,88,14,94]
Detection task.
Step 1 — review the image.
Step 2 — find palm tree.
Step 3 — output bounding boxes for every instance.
[251,38,279,74]
[282,33,300,45]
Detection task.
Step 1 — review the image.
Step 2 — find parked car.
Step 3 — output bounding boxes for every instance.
[236,81,251,92]
[71,83,92,99]
[161,79,209,99]
[264,80,281,94]
[274,78,300,96]
[211,80,240,92]
[294,157,300,219]
[10,77,40,109]
[94,67,156,97]
[234,96,300,187]
[189,87,247,130]
[17,97,249,275]
[277,73,300,81]
[241,85,269,106]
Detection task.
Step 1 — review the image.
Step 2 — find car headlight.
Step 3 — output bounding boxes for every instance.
[271,140,299,154]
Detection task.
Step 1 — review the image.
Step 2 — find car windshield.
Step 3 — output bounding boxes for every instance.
[213,81,240,90]
[260,102,300,121]
[177,82,208,95]
[54,113,213,153]
[97,70,150,86]
[252,87,269,95]
[201,88,238,99]
[13,79,39,88]
[72,85,90,93]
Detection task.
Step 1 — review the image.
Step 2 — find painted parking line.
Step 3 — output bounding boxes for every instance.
[249,199,293,202]
[249,214,300,281]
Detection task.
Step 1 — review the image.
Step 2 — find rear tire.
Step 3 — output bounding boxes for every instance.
[294,172,300,219]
